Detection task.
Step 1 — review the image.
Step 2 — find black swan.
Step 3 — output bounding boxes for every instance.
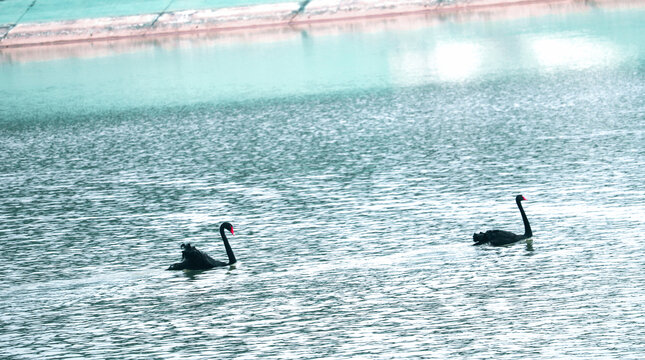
[168,222,237,270]
[473,195,532,246]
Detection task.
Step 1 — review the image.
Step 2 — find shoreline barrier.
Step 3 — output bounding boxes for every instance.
[0,0,642,49]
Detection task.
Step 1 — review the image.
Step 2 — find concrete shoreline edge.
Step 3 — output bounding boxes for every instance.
[0,0,641,49]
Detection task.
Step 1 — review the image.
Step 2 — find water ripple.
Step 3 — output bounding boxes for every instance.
[1,8,645,360]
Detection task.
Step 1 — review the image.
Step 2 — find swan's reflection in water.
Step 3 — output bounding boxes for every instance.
[180,269,207,281]
[178,264,239,281]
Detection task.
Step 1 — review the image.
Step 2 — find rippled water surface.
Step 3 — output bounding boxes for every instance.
[1,7,644,359]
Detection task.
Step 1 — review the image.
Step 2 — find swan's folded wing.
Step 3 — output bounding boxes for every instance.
[487,230,521,246]
[181,248,215,269]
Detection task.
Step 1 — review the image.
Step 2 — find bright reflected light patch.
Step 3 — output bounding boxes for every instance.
[530,36,619,70]
[433,42,483,82]
[389,41,483,85]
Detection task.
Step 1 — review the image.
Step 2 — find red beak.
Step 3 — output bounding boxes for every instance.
[522,196,527,200]
[230,227,235,236]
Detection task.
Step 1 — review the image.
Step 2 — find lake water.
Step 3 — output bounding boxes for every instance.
[1,6,644,359]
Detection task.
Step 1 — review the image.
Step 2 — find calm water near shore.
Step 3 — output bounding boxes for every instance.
[1,7,644,359]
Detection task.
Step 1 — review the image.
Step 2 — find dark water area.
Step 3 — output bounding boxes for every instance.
[1,7,644,359]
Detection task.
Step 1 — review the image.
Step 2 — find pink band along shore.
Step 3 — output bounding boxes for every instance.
[0,0,641,49]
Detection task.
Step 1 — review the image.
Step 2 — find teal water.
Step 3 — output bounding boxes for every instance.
[1,7,645,359]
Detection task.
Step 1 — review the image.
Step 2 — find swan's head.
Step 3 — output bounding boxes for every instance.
[516,195,526,202]
[220,222,234,236]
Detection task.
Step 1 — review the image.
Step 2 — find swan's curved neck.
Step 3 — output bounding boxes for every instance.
[517,198,532,238]
[220,226,237,265]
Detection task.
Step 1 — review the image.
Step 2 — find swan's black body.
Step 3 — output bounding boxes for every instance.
[168,222,237,270]
[473,195,532,246]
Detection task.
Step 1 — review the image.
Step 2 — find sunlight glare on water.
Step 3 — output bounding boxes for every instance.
[530,36,621,70]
